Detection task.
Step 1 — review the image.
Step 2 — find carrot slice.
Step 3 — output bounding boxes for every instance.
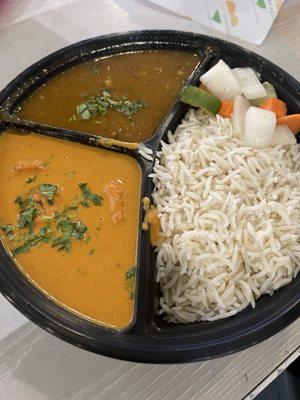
[276,114,300,134]
[259,97,287,118]
[218,100,233,118]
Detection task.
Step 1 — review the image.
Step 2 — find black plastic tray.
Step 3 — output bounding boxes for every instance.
[0,30,299,363]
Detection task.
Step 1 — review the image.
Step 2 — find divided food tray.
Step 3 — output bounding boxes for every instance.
[0,30,299,363]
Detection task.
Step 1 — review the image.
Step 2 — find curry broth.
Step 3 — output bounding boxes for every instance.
[18,51,199,142]
[0,132,141,329]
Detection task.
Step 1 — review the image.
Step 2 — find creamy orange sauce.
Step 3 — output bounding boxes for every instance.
[0,131,141,329]
[18,51,199,142]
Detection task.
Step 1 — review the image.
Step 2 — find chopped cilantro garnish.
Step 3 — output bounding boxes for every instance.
[80,200,90,208]
[89,248,95,256]
[68,114,77,122]
[74,89,146,121]
[18,199,37,233]
[52,217,87,252]
[89,64,101,75]
[72,221,87,240]
[13,242,32,256]
[57,217,74,234]
[85,236,92,244]
[126,266,136,279]
[25,176,36,184]
[52,233,72,253]
[4,181,100,256]
[125,266,136,299]
[15,195,23,207]
[64,171,76,180]
[38,184,58,203]
[1,224,15,240]
[114,100,145,117]
[13,226,53,256]
[78,182,102,206]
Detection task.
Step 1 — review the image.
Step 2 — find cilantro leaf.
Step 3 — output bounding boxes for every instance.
[57,217,74,234]
[126,266,136,279]
[18,203,37,233]
[125,266,136,299]
[38,184,58,202]
[13,242,32,256]
[78,182,102,206]
[6,182,92,256]
[72,221,87,240]
[25,176,36,184]
[52,232,72,253]
[52,217,87,252]
[89,64,101,75]
[64,171,76,180]
[75,89,146,121]
[114,99,145,117]
[1,224,15,240]
[15,195,23,207]
[13,226,53,256]
[80,200,90,208]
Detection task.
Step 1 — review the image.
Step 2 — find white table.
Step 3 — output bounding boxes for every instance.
[0,1,299,399]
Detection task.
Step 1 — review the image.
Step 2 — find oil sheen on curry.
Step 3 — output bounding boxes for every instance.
[18,51,199,142]
[0,132,141,329]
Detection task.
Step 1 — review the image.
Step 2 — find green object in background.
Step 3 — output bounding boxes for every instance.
[212,10,222,23]
[257,0,267,9]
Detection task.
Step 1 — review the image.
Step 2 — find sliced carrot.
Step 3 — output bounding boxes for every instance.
[259,97,287,118]
[276,114,300,134]
[218,100,233,118]
[199,82,208,92]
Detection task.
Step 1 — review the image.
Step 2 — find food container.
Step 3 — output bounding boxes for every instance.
[0,30,299,363]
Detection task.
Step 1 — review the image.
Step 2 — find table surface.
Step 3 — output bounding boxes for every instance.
[0,1,299,399]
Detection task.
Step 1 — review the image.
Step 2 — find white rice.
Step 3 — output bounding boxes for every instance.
[151,109,300,323]
[138,143,153,161]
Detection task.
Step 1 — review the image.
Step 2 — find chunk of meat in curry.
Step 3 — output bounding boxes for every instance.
[104,180,126,224]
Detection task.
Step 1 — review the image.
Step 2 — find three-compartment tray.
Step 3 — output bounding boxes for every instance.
[0,30,299,363]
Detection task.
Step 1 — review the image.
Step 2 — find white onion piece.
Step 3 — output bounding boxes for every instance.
[271,125,296,146]
[233,68,266,100]
[250,82,277,106]
[232,95,250,138]
[200,60,241,100]
[244,107,276,148]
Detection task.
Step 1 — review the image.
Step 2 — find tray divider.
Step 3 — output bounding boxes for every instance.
[0,116,143,156]
[131,51,215,334]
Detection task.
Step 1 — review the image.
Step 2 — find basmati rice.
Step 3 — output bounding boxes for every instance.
[151,109,300,323]
[138,143,153,161]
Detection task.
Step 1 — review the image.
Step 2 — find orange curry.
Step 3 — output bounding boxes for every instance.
[0,132,141,328]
